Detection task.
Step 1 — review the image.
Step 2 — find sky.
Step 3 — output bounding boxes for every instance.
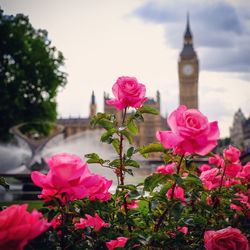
[0,0,249,138]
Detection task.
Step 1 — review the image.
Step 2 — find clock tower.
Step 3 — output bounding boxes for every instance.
[178,14,199,109]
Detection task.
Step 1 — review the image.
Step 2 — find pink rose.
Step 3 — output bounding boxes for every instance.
[198,164,212,172]
[75,213,109,232]
[156,163,175,175]
[106,237,129,250]
[224,178,242,187]
[51,214,62,229]
[178,226,188,235]
[31,153,112,202]
[156,105,219,156]
[230,204,243,211]
[121,200,139,210]
[106,76,148,110]
[238,162,250,181]
[204,227,249,250]
[0,204,50,250]
[199,168,221,190]
[224,163,242,178]
[209,154,224,167]
[223,145,241,163]
[167,186,185,201]
[84,174,112,201]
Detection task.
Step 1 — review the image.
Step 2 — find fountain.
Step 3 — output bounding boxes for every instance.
[0,125,158,201]
[0,122,64,200]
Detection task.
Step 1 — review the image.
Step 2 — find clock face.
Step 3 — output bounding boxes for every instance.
[182,64,194,76]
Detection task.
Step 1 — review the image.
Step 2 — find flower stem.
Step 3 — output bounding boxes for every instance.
[154,154,184,232]
[117,107,132,232]
[213,164,227,208]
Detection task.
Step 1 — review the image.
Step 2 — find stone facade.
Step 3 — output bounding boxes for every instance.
[58,91,167,146]
[230,109,250,151]
[178,15,199,109]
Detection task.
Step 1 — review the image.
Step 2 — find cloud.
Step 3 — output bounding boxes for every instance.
[132,0,250,77]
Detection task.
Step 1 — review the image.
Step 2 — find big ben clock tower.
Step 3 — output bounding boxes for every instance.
[178,14,199,109]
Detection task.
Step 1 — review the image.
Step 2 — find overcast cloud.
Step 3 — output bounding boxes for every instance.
[133,0,250,75]
[0,0,249,138]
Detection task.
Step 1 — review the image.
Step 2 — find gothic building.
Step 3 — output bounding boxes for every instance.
[58,91,167,147]
[178,15,199,109]
[230,109,250,151]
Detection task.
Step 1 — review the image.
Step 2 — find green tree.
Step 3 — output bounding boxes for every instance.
[0,9,67,141]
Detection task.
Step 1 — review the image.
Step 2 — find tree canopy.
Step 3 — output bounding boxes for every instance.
[0,9,67,141]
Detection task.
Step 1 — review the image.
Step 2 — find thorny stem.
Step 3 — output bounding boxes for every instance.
[218,164,227,193]
[154,154,184,232]
[213,163,227,208]
[118,107,127,186]
[117,107,132,232]
[60,207,66,250]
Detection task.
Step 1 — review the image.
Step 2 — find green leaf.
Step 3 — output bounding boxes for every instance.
[109,159,121,167]
[98,119,114,130]
[121,130,133,144]
[138,143,166,156]
[127,119,138,135]
[138,105,159,115]
[84,153,108,165]
[127,147,134,158]
[85,153,100,160]
[144,173,168,192]
[118,184,137,191]
[100,128,116,143]
[171,201,183,220]
[125,159,140,168]
[112,138,120,154]
[90,112,112,128]
[182,174,202,187]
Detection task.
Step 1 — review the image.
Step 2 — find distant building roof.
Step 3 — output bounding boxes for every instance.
[58,117,89,125]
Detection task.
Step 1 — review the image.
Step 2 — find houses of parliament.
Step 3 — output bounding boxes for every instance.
[58,16,199,146]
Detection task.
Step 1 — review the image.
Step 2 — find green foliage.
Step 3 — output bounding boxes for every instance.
[0,9,67,141]
[0,177,9,190]
[4,105,250,249]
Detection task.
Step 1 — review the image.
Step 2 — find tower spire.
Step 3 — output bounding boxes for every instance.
[184,12,192,44]
[91,91,95,105]
[89,91,97,118]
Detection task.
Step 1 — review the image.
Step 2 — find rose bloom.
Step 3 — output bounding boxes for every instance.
[106,76,148,110]
[204,227,249,250]
[167,186,185,201]
[178,226,188,235]
[121,200,139,210]
[223,145,241,163]
[224,163,242,178]
[75,213,109,232]
[209,154,224,167]
[106,237,129,250]
[0,204,51,250]
[198,164,212,172]
[238,162,250,181]
[31,153,112,202]
[199,168,221,190]
[156,163,175,175]
[156,105,219,156]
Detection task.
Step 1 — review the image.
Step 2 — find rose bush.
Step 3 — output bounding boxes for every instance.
[1,76,249,249]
